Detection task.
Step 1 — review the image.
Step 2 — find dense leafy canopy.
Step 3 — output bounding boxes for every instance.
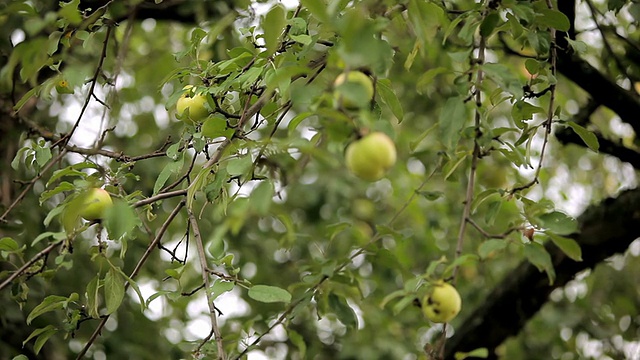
[1,1,640,359]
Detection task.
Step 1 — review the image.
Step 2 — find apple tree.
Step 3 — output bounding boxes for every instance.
[1,0,639,359]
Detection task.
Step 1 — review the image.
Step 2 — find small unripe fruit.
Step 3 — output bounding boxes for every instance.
[345,132,396,181]
[55,79,74,94]
[79,188,113,221]
[176,85,209,123]
[334,71,374,109]
[422,281,462,323]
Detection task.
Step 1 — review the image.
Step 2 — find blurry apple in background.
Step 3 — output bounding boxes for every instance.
[334,71,374,109]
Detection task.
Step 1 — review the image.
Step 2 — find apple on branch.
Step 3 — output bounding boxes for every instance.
[422,280,462,323]
[176,85,210,123]
[78,188,113,221]
[345,132,397,181]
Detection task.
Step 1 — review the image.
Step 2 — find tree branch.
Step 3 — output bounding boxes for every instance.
[556,128,640,169]
[445,188,640,359]
[556,53,640,135]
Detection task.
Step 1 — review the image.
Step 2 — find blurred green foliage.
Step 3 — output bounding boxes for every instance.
[1,0,639,359]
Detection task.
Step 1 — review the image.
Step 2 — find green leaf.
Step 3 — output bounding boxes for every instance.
[202,115,233,139]
[407,0,446,44]
[12,355,29,360]
[189,28,207,55]
[31,232,64,247]
[153,154,184,195]
[33,326,57,355]
[537,9,571,31]
[210,280,235,301]
[34,142,52,168]
[444,254,479,278]
[22,325,57,355]
[248,285,292,303]
[392,294,416,315]
[0,237,19,252]
[404,41,420,70]
[164,265,185,280]
[287,111,314,135]
[455,347,489,359]
[107,264,146,309]
[380,289,407,309]
[104,200,140,240]
[13,87,39,113]
[439,96,468,150]
[328,293,358,328]
[60,198,82,234]
[288,329,307,358]
[327,222,352,242]
[566,121,599,152]
[537,211,578,235]
[250,181,274,215]
[471,189,500,214]
[524,59,541,75]
[226,155,253,176]
[409,123,438,151]
[478,239,508,259]
[11,147,28,170]
[566,38,587,54]
[511,100,545,126]
[26,295,68,324]
[46,162,98,187]
[58,0,82,26]
[416,67,449,94]
[264,4,286,56]
[187,167,210,209]
[443,152,470,180]
[236,66,263,89]
[480,12,501,38]
[300,0,329,23]
[546,231,582,261]
[523,242,555,284]
[417,191,444,201]
[290,34,312,45]
[40,181,75,204]
[86,275,100,318]
[204,168,228,203]
[377,79,404,122]
[104,267,126,314]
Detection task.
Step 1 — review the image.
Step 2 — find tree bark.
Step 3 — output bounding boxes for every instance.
[445,188,640,359]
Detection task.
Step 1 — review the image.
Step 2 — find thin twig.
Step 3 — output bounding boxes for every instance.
[509,0,558,194]
[188,209,226,359]
[467,218,523,239]
[59,23,114,149]
[451,27,486,282]
[133,189,188,208]
[0,241,62,292]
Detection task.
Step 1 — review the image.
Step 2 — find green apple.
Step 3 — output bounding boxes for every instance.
[79,188,113,221]
[176,85,209,123]
[422,281,462,323]
[334,71,374,109]
[345,132,396,181]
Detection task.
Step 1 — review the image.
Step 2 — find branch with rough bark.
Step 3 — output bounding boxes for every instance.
[445,188,640,359]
